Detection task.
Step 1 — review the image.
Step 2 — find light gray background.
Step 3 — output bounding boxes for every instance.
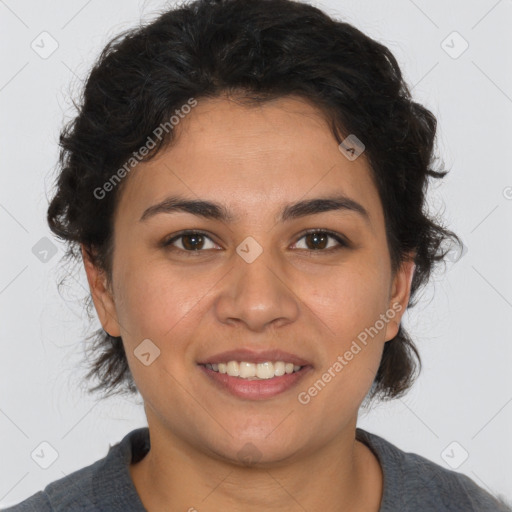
[1,0,511,507]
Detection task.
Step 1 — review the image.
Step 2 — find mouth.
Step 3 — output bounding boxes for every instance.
[203,360,304,379]
[197,356,313,400]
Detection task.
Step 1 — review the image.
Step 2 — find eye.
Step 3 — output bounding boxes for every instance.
[162,230,220,253]
[161,229,349,255]
[292,229,349,252]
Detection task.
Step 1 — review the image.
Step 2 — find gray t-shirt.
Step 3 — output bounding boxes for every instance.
[3,427,510,511]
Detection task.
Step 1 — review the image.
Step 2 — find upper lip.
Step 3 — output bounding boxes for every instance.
[198,349,312,367]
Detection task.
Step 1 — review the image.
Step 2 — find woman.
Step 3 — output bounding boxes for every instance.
[5,0,511,510]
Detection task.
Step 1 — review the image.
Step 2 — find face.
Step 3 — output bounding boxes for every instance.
[84,95,414,464]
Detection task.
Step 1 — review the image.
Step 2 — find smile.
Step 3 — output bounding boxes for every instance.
[199,362,312,400]
[205,361,302,380]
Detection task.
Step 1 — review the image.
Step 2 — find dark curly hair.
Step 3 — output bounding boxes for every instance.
[47,0,461,401]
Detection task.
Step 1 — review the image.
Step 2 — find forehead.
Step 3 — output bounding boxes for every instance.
[115,96,383,228]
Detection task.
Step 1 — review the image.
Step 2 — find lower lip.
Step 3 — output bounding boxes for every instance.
[198,364,312,400]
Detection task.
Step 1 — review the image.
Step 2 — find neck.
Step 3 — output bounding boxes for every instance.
[129,421,383,512]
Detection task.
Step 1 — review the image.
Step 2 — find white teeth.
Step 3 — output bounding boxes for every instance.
[239,362,256,378]
[256,362,274,379]
[204,360,304,379]
[227,361,240,377]
[274,361,285,376]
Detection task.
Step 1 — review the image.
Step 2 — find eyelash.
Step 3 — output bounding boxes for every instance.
[161,228,349,256]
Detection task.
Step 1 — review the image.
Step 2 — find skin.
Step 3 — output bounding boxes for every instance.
[83,95,415,511]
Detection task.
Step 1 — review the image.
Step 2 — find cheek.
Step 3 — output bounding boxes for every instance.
[297,262,390,407]
[112,261,205,399]
[112,256,199,343]
[305,263,390,343]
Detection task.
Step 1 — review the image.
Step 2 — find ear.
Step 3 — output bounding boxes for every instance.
[384,253,416,342]
[81,244,121,337]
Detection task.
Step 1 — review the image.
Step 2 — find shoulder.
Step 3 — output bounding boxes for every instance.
[1,428,149,512]
[398,453,511,512]
[356,428,512,512]
[2,457,103,512]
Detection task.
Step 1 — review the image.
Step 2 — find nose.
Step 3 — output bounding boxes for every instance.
[213,245,300,332]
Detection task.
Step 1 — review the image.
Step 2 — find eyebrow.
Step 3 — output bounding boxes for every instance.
[139,194,371,226]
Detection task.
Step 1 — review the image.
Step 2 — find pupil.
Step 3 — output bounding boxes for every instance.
[307,232,327,250]
[183,233,203,250]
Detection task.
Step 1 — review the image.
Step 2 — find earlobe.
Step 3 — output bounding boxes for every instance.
[81,244,121,338]
[384,255,416,342]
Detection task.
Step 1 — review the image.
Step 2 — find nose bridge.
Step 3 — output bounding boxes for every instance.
[214,240,299,330]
